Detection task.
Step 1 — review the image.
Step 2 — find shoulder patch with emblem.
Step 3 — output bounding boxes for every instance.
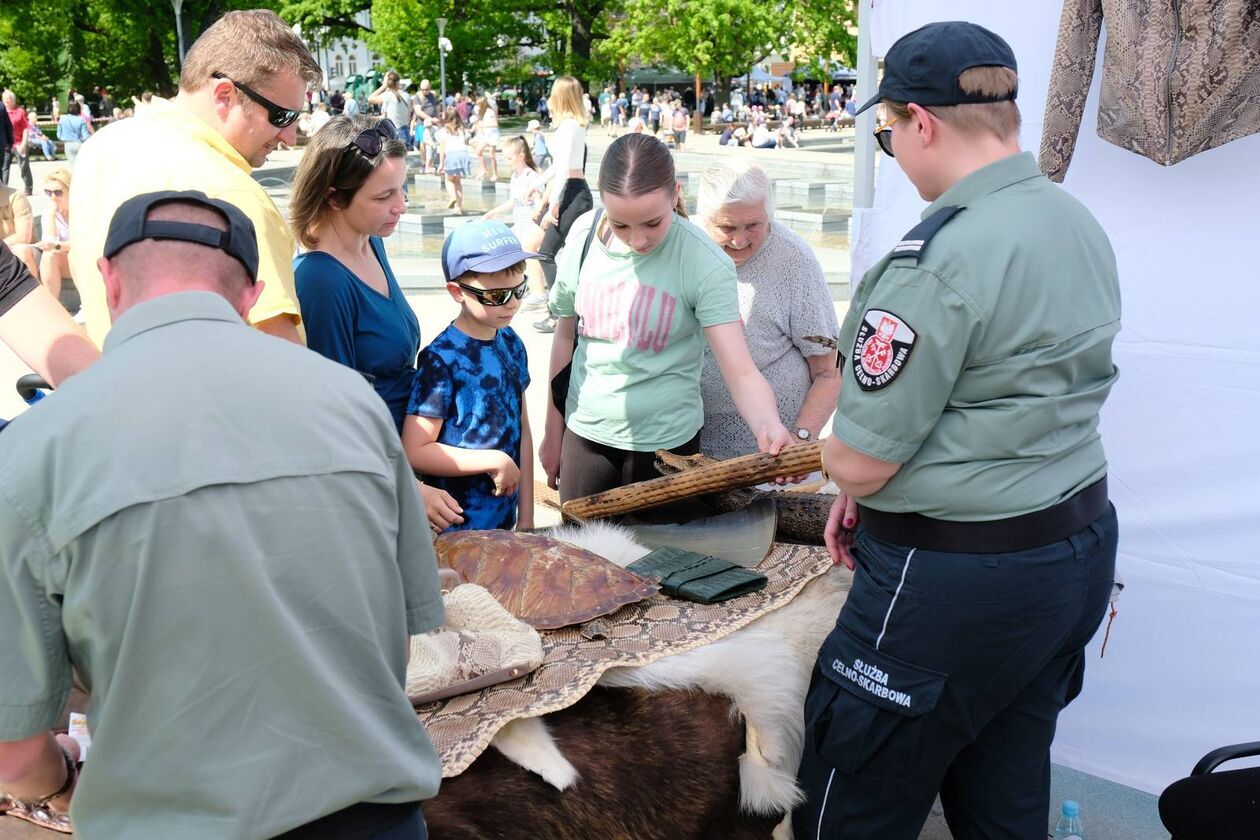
[889,205,963,261]
[851,309,916,391]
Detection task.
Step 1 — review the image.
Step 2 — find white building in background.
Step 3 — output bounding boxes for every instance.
[297,10,380,94]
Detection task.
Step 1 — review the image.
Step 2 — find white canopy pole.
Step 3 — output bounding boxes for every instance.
[853,0,878,209]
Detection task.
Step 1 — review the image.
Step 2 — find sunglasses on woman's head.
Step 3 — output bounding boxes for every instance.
[211,72,300,128]
[456,278,529,306]
[349,120,398,157]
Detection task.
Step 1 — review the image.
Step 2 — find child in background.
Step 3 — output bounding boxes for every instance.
[526,119,551,170]
[438,108,471,212]
[402,221,537,531]
[412,116,425,153]
[423,116,440,174]
[671,101,689,151]
[482,135,547,310]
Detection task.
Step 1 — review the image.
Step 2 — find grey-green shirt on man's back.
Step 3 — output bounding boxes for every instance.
[0,292,444,839]
[834,152,1120,520]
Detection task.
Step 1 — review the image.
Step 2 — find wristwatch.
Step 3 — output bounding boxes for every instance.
[794,427,812,442]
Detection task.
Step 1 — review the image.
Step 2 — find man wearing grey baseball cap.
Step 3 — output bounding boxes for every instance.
[0,191,443,838]
[796,21,1120,838]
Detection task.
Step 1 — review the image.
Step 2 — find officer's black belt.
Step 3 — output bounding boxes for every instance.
[857,477,1108,554]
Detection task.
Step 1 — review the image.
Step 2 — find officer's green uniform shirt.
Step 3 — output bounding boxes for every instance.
[0,292,445,839]
[833,152,1121,520]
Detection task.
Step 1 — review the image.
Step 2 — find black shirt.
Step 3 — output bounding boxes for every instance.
[419,92,439,120]
[0,242,39,316]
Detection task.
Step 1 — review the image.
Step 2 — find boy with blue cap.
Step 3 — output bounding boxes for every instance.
[794,21,1120,839]
[402,221,538,531]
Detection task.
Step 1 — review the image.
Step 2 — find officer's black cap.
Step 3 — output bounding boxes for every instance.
[103,190,260,282]
[854,21,1018,116]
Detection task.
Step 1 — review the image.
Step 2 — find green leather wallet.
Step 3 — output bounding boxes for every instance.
[627,546,768,604]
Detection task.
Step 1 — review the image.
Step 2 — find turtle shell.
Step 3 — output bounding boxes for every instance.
[434,530,660,630]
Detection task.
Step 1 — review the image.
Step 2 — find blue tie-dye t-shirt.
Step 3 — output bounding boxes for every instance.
[408,324,530,531]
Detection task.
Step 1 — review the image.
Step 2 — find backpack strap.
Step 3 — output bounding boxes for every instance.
[571,208,603,351]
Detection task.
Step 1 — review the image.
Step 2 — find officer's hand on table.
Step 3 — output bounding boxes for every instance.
[417,481,464,531]
[824,493,860,570]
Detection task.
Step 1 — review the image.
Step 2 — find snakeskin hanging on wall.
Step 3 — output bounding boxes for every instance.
[1040,0,1260,182]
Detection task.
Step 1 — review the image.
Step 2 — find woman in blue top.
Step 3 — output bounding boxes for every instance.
[56,102,91,166]
[290,114,464,530]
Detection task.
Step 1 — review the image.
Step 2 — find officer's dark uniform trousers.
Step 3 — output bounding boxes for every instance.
[793,506,1117,839]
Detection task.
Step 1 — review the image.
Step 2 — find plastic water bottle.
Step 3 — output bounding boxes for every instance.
[1053,800,1084,840]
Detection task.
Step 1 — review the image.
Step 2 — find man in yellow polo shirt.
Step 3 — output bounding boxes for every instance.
[70,9,321,346]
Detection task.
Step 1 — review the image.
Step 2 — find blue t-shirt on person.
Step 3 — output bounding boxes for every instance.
[294,237,420,432]
[407,324,530,531]
[56,114,90,143]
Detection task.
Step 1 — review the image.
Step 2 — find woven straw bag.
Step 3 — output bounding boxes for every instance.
[406,580,544,706]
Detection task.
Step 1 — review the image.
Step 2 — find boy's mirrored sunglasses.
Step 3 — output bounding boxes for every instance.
[456,278,529,306]
[211,72,300,128]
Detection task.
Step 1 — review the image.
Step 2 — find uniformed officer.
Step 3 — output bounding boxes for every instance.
[793,21,1121,839]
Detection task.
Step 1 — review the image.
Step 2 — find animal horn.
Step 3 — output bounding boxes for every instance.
[561,441,824,522]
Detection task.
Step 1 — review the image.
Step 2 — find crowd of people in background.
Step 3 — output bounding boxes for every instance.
[4,70,855,208]
[0,55,866,375]
[0,35,864,835]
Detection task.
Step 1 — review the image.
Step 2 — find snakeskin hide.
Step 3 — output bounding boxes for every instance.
[1040,0,1260,182]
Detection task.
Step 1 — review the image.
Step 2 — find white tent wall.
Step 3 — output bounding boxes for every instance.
[853,2,1260,795]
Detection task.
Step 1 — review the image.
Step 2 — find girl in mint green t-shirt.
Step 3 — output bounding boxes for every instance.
[541,133,794,503]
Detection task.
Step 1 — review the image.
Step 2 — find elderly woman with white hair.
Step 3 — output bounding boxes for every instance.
[696,160,841,460]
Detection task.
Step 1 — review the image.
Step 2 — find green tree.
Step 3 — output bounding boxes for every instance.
[789,0,858,74]
[366,0,621,95]
[278,0,372,41]
[367,0,547,93]
[547,0,620,83]
[0,0,277,114]
[598,0,788,120]
[0,2,67,110]
[277,0,623,97]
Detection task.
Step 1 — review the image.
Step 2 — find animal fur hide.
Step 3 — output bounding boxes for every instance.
[426,686,781,840]
[462,521,851,839]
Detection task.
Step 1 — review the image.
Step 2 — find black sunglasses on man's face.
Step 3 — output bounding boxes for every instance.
[212,72,301,128]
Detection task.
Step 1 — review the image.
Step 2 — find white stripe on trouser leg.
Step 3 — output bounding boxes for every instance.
[875,548,915,651]
[816,767,836,840]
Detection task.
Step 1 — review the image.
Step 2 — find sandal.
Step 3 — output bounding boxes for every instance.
[0,794,74,834]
